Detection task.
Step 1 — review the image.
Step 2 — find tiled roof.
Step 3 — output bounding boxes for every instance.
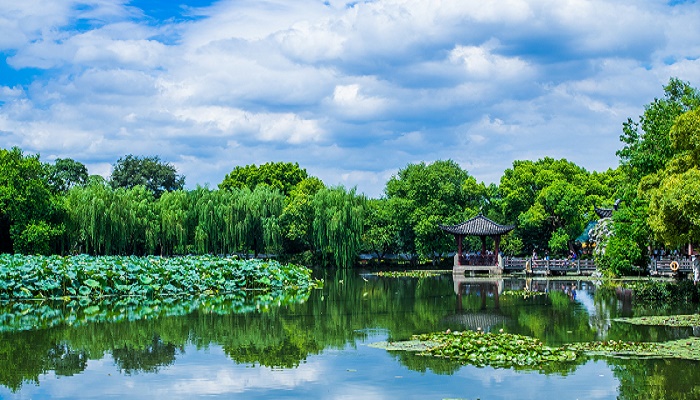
[594,207,613,218]
[439,214,515,236]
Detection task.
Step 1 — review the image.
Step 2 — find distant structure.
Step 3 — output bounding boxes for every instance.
[439,214,515,275]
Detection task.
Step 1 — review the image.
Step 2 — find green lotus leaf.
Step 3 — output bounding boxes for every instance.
[84,279,101,289]
[78,285,91,296]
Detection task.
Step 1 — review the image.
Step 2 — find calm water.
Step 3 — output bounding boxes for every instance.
[1,270,700,399]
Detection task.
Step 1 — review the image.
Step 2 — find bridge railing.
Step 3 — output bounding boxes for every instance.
[502,257,597,275]
[650,257,694,275]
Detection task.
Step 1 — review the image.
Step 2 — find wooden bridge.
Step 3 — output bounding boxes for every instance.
[501,257,598,275]
[649,257,696,277]
[452,256,598,276]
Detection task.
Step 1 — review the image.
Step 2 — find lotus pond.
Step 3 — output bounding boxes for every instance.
[2,260,700,399]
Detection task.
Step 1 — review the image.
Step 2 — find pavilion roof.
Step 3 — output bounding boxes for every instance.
[439,214,515,237]
[594,207,613,219]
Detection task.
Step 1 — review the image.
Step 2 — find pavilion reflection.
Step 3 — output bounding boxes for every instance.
[441,275,509,332]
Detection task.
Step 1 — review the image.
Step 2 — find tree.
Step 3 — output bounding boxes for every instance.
[312,186,366,268]
[46,158,88,193]
[602,78,700,273]
[362,198,399,261]
[645,108,700,248]
[280,177,325,254]
[0,147,62,254]
[110,155,184,198]
[219,162,308,196]
[497,158,608,255]
[617,78,700,183]
[384,160,487,262]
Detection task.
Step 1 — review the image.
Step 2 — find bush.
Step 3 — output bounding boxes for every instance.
[12,221,63,256]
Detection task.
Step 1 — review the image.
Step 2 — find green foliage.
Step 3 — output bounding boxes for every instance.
[0,147,62,254]
[412,330,579,368]
[618,78,700,183]
[45,158,88,194]
[13,221,63,256]
[361,198,399,259]
[644,109,700,248]
[548,228,569,256]
[280,177,325,253]
[110,155,184,198]
[312,186,366,268]
[498,157,612,255]
[384,160,487,260]
[596,234,644,276]
[606,78,700,272]
[0,254,314,301]
[219,161,308,196]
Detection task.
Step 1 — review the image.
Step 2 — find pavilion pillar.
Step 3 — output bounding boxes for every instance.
[457,235,463,265]
[493,235,501,266]
[480,236,486,254]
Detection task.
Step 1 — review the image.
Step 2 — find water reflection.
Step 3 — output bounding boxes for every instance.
[1,271,699,399]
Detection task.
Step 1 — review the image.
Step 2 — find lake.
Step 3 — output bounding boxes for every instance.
[1,269,699,399]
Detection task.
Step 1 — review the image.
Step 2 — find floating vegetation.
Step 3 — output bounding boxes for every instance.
[569,338,700,361]
[566,340,658,357]
[372,330,700,369]
[613,314,700,327]
[382,330,579,368]
[0,254,317,300]
[374,270,447,278]
[502,290,548,299]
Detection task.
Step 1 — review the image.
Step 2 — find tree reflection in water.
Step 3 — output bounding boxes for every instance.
[0,271,699,399]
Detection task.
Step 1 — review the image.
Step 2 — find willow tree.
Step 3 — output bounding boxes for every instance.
[232,186,285,257]
[107,186,159,255]
[312,186,366,268]
[158,190,192,255]
[190,186,284,256]
[63,181,112,254]
[190,188,229,255]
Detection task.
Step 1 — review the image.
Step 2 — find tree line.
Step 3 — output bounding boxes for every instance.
[1,78,699,273]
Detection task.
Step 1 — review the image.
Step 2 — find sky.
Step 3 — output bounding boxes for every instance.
[1,0,699,198]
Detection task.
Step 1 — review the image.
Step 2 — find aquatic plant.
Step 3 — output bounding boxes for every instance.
[0,254,315,300]
[412,330,578,367]
[373,329,700,369]
[374,270,447,278]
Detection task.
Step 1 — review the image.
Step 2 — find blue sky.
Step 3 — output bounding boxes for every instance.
[1,0,699,198]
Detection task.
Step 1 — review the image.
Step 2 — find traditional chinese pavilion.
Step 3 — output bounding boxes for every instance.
[439,214,515,275]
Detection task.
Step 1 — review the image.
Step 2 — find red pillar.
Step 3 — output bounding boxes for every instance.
[457,235,463,265]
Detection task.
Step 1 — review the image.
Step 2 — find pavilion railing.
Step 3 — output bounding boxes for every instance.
[459,254,498,266]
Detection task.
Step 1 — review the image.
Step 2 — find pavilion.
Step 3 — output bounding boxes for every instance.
[439,214,515,275]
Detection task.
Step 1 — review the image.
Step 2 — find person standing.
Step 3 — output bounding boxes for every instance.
[693,253,700,285]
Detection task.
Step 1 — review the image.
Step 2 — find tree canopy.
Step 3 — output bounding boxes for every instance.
[385,160,488,261]
[646,108,700,248]
[497,157,616,256]
[46,158,88,193]
[596,78,700,274]
[219,161,308,196]
[0,147,61,254]
[110,155,185,198]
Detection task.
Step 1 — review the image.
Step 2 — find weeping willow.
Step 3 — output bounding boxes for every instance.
[189,186,284,256]
[158,190,191,255]
[312,186,366,268]
[62,182,357,261]
[63,182,110,254]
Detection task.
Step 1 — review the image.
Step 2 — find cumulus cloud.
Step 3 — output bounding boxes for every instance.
[1,0,699,198]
